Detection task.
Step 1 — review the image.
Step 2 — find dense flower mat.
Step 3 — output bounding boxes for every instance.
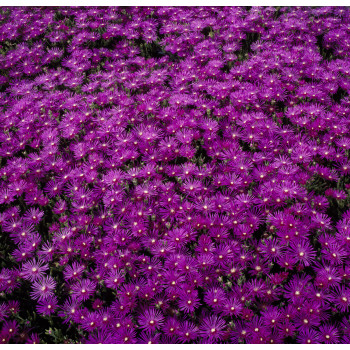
[1,6,350,344]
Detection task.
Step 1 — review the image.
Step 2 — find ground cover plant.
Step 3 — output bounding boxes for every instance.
[1,6,350,344]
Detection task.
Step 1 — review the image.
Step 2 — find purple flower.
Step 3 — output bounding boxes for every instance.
[138,308,165,333]
[21,259,48,282]
[36,296,58,316]
[70,279,96,302]
[30,276,56,301]
[199,315,227,342]
[0,5,350,344]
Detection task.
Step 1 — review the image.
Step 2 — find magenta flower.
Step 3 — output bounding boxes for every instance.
[138,308,165,332]
[36,296,58,316]
[70,279,96,302]
[30,276,56,301]
[21,259,48,282]
[0,5,350,345]
[199,315,227,342]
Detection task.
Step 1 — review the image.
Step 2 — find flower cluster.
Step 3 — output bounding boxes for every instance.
[0,6,350,344]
